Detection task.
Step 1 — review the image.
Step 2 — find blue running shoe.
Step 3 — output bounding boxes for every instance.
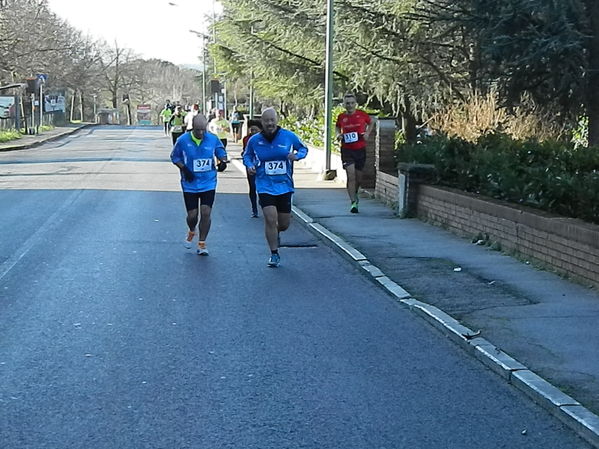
[267,253,280,267]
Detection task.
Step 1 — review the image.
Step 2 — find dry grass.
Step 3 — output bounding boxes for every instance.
[429,92,566,142]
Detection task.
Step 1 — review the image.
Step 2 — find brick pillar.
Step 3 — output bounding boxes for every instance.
[361,115,378,189]
[397,163,436,218]
[375,118,396,175]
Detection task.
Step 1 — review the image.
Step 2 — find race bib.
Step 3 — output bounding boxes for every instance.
[172,125,183,133]
[264,160,287,175]
[193,158,212,172]
[343,132,359,143]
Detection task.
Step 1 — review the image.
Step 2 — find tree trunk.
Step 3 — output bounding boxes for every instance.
[586,0,599,147]
[70,91,76,122]
[401,95,418,144]
[79,91,84,122]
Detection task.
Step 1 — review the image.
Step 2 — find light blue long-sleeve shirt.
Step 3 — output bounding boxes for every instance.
[242,127,308,195]
[170,132,227,192]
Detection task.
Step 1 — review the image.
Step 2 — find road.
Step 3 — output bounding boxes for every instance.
[0,126,590,448]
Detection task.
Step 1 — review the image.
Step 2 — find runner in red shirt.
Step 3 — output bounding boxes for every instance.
[335,93,374,213]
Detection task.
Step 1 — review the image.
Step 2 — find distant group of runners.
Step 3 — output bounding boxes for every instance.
[168,93,372,267]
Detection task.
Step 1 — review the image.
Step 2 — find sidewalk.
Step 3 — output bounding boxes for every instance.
[0,123,94,152]
[291,165,599,448]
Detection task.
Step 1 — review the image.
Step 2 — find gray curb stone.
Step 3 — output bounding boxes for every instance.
[561,406,599,448]
[511,370,581,409]
[375,276,411,299]
[308,222,367,261]
[291,206,313,224]
[358,261,385,278]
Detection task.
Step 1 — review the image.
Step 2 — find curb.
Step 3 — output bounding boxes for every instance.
[0,123,96,152]
[292,204,599,449]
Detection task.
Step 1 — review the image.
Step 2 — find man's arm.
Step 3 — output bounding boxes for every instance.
[363,115,374,140]
[289,133,308,161]
[335,116,343,141]
[243,139,257,174]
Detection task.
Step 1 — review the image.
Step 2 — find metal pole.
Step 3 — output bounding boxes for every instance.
[223,81,227,120]
[323,0,335,179]
[93,95,97,122]
[202,43,207,114]
[249,70,254,119]
[39,83,43,129]
[31,93,35,134]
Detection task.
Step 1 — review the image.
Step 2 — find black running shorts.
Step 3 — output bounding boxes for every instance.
[258,192,293,213]
[341,147,366,171]
[183,190,216,210]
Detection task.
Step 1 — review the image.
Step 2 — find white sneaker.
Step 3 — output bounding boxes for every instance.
[197,242,209,256]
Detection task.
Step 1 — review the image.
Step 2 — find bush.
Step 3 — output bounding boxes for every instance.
[0,130,22,143]
[397,132,599,224]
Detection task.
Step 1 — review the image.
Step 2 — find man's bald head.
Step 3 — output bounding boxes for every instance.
[261,108,279,136]
[192,113,208,140]
[193,113,208,130]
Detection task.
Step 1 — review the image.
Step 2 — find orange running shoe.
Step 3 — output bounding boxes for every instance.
[184,230,195,249]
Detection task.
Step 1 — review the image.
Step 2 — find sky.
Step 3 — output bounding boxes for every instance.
[47,0,221,67]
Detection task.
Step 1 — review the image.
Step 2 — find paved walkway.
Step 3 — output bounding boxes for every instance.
[0,124,95,152]
[6,127,599,447]
[289,166,599,448]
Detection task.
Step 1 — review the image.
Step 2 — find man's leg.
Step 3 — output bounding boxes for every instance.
[263,205,279,251]
[345,162,358,203]
[355,168,364,200]
[277,212,290,233]
[186,208,199,231]
[248,173,258,217]
[198,204,212,241]
[184,206,199,248]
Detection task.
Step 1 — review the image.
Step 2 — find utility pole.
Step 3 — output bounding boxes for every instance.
[323,0,336,179]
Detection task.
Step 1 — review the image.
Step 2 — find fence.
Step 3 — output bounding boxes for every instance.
[0,112,66,132]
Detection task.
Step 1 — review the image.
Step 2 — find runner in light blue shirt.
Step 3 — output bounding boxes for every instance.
[243,107,308,267]
[170,114,227,256]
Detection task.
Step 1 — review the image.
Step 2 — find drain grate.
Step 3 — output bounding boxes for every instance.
[280,244,318,248]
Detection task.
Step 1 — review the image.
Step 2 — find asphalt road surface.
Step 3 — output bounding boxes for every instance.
[0,126,590,448]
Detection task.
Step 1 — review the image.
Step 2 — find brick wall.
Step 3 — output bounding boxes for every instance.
[416,184,599,288]
[375,171,399,207]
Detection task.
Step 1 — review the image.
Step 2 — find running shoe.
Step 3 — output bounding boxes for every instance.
[197,242,209,256]
[267,253,280,267]
[184,230,195,248]
[251,211,259,218]
[350,201,359,213]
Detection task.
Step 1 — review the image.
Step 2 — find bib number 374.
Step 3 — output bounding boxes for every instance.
[193,158,212,172]
[265,160,287,175]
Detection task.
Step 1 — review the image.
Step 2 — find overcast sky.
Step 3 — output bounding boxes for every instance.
[47,0,220,66]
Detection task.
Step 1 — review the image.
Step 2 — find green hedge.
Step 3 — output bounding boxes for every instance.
[397,133,599,224]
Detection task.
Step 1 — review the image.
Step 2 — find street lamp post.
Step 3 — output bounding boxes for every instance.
[189,29,209,114]
[249,70,255,119]
[202,43,207,113]
[93,94,97,122]
[323,0,336,179]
